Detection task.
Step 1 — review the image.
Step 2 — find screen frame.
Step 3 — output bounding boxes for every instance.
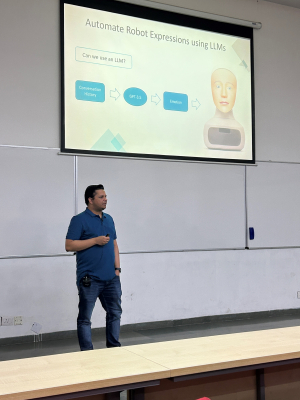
[60,0,255,164]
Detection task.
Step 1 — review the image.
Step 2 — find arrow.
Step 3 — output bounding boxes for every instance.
[151,94,161,105]
[110,88,120,100]
[192,99,201,110]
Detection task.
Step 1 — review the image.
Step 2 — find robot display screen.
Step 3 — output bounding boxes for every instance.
[61,0,255,164]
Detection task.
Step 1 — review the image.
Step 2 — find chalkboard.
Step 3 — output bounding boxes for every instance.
[77,156,246,252]
[0,147,74,257]
[247,162,300,248]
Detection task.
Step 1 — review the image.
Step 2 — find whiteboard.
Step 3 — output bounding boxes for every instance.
[0,147,74,257]
[77,156,246,252]
[247,162,300,248]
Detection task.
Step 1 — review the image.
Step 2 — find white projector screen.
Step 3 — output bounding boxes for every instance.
[61,0,255,164]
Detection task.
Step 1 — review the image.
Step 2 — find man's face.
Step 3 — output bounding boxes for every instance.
[211,68,237,113]
[89,189,107,212]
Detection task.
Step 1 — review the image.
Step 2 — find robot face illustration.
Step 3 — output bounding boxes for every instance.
[211,69,237,113]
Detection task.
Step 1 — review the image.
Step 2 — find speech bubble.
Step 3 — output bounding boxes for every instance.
[75,47,132,69]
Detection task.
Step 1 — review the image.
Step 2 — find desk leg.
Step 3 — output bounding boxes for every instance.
[256,368,265,400]
[106,391,121,400]
[128,388,144,400]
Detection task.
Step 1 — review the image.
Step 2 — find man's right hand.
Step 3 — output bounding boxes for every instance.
[94,236,110,246]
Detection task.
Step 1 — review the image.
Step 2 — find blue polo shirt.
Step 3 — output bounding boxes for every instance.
[66,208,117,286]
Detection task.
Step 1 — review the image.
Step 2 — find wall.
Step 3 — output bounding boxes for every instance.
[1,0,300,340]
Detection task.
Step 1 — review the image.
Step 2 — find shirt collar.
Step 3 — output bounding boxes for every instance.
[85,207,106,218]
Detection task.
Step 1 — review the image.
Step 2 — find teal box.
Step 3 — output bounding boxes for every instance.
[163,92,188,112]
[76,81,105,102]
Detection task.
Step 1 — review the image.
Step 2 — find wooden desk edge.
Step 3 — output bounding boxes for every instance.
[168,351,300,378]
[0,370,171,400]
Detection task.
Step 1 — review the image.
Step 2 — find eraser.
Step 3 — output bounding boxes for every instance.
[249,227,255,240]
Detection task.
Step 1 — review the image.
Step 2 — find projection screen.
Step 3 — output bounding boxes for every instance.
[61,0,255,164]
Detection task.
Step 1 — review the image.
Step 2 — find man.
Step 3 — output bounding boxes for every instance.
[65,184,122,350]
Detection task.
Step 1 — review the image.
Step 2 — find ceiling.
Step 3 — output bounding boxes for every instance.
[263,0,300,9]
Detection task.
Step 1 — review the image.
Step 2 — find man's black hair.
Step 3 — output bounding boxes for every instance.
[84,184,104,206]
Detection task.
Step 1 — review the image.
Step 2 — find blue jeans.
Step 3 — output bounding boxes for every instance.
[77,275,122,350]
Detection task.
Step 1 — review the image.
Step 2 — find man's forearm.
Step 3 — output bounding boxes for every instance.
[65,238,96,252]
[114,240,120,268]
[66,235,111,252]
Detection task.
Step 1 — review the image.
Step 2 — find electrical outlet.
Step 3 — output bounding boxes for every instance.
[297,291,300,299]
[14,316,23,325]
[2,317,14,326]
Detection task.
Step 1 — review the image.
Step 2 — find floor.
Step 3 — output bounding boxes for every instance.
[1,313,300,362]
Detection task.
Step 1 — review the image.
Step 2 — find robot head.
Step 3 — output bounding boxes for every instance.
[211,68,237,113]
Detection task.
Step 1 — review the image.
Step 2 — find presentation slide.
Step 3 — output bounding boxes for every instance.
[62,1,254,163]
